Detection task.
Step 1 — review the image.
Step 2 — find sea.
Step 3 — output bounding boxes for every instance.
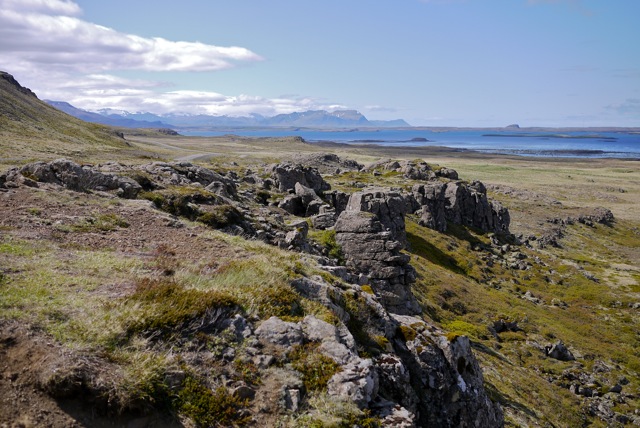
[182,129,640,159]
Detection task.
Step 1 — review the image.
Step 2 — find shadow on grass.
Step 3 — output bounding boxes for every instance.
[471,341,511,364]
[483,381,539,420]
[407,231,466,276]
[445,222,485,247]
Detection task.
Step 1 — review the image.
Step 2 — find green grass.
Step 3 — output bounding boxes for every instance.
[290,343,342,392]
[405,216,640,426]
[119,277,239,339]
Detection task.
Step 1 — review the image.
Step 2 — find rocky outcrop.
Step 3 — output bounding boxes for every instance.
[0,71,38,98]
[4,159,141,198]
[335,210,419,315]
[292,153,363,174]
[412,180,510,233]
[266,162,330,193]
[382,315,504,427]
[138,161,237,199]
[346,188,409,246]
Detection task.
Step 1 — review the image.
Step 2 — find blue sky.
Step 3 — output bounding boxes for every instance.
[1,0,639,127]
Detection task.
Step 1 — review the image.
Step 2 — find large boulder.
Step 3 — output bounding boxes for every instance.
[266,162,330,193]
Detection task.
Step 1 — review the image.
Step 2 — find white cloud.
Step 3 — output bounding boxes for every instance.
[0,0,262,73]
[0,0,351,117]
[28,72,344,116]
[2,0,81,15]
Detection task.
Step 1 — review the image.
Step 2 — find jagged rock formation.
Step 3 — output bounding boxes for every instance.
[266,162,330,193]
[411,180,510,233]
[335,210,420,315]
[346,188,409,245]
[292,152,364,174]
[136,161,238,199]
[0,71,38,98]
[2,159,141,198]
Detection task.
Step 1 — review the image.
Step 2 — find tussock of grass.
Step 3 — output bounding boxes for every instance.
[286,392,379,428]
[61,213,130,233]
[289,343,342,392]
[121,278,239,339]
[308,229,344,264]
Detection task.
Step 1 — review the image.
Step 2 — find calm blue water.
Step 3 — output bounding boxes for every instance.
[182,129,640,159]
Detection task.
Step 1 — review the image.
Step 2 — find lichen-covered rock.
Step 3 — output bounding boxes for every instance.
[386,315,504,427]
[411,180,510,233]
[327,359,379,408]
[412,182,448,231]
[436,167,459,180]
[301,315,358,365]
[141,162,237,198]
[292,153,363,174]
[325,190,351,216]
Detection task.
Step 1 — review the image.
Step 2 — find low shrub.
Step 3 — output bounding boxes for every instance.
[177,377,250,427]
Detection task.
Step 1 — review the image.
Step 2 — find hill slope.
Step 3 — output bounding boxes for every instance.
[0,71,130,164]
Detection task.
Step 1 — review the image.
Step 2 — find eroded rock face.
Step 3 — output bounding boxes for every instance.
[327,359,379,408]
[266,162,330,193]
[388,315,504,427]
[14,159,141,198]
[335,210,419,315]
[346,188,409,246]
[412,180,510,233]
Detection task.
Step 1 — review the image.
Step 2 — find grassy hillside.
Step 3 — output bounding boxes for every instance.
[0,71,135,166]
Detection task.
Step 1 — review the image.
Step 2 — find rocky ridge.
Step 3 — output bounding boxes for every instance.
[1,155,510,426]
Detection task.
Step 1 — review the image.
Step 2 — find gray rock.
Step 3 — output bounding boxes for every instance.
[545,340,575,361]
[335,210,419,315]
[278,194,305,216]
[311,212,336,230]
[346,188,408,246]
[411,180,510,233]
[301,315,357,365]
[326,190,351,215]
[255,317,303,347]
[18,159,142,199]
[267,162,330,193]
[327,359,379,408]
[295,182,321,205]
[436,167,459,180]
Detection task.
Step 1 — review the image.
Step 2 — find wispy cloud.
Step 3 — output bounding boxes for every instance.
[30,72,345,116]
[605,98,640,116]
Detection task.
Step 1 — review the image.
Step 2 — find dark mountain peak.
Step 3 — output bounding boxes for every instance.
[0,71,38,98]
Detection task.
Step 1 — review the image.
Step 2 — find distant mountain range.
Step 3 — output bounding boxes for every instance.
[45,101,411,129]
